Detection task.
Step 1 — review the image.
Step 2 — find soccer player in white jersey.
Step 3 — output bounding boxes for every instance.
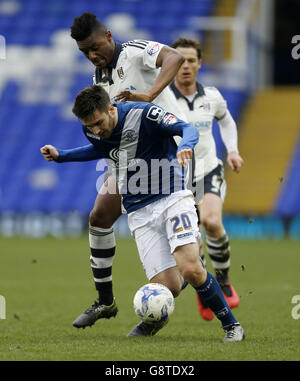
[41,84,244,341]
[170,38,244,321]
[68,12,186,329]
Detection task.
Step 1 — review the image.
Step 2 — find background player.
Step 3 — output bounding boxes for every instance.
[40,84,245,342]
[170,38,244,321]
[68,12,186,328]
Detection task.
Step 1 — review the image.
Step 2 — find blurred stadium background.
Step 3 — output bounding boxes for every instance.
[0,0,300,240]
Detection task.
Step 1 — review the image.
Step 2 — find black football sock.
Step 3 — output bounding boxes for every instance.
[89,225,116,306]
[206,233,230,280]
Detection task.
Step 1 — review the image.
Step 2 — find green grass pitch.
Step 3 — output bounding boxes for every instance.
[0,236,299,361]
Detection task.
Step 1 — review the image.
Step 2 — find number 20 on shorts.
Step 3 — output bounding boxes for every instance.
[171,214,192,233]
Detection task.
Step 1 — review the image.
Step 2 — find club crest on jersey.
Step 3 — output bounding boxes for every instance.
[123,129,137,143]
[117,67,124,79]
[199,102,210,111]
[147,42,160,56]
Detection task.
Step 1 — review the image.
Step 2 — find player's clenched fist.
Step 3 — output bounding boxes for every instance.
[177,148,193,168]
[40,145,59,162]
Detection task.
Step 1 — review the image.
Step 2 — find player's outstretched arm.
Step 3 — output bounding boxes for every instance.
[115,46,184,103]
[40,144,103,163]
[40,145,59,162]
[143,104,199,167]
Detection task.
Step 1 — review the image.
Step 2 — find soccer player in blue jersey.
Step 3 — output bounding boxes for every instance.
[68,12,186,326]
[40,85,245,341]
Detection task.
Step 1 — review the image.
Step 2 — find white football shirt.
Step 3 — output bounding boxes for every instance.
[170,82,229,180]
[93,40,186,120]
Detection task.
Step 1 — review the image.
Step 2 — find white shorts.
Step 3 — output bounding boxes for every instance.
[128,190,200,280]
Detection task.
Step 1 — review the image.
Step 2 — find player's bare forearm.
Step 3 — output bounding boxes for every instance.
[114,90,153,103]
[148,47,185,101]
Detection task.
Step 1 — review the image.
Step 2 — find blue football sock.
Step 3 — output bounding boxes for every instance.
[194,271,238,328]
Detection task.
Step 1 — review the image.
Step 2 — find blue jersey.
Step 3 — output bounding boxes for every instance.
[56,102,199,213]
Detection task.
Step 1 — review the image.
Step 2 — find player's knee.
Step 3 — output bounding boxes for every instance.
[201,214,221,235]
[179,262,205,286]
[89,208,112,229]
[180,264,197,282]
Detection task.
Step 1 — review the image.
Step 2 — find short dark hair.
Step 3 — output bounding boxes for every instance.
[171,38,202,59]
[70,12,106,41]
[72,85,110,120]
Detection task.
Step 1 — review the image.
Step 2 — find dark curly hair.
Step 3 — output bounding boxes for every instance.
[171,38,202,59]
[70,12,106,41]
[72,85,110,120]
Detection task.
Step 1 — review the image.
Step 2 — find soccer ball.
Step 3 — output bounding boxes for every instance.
[133,283,175,323]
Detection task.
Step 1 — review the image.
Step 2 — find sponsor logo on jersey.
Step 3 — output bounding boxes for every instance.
[193,121,211,132]
[117,67,124,79]
[146,105,166,122]
[162,113,178,125]
[109,148,121,162]
[147,42,160,56]
[108,148,140,169]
